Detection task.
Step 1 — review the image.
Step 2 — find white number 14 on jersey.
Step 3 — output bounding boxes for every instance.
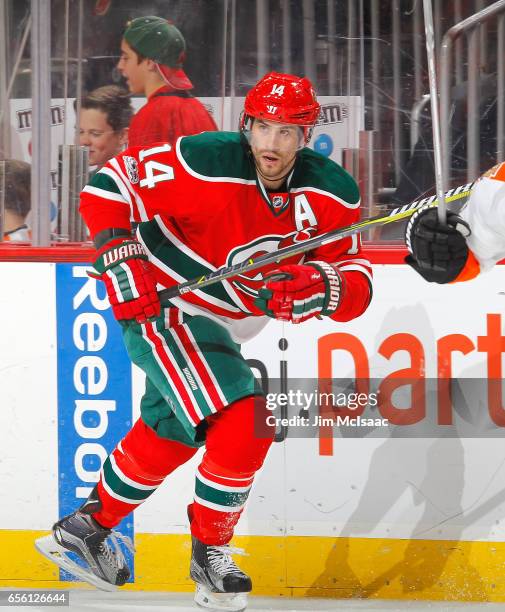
[139,143,174,188]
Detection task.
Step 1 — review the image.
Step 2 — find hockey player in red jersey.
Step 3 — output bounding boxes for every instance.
[36,72,373,611]
[117,16,217,146]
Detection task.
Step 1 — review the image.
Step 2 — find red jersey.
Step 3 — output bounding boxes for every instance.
[128,85,217,147]
[80,132,372,341]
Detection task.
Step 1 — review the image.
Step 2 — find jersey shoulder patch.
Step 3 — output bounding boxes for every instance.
[178,131,255,180]
[293,148,360,206]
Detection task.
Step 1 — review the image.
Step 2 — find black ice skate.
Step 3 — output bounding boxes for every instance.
[34,487,133,591]
[190,535,251,611]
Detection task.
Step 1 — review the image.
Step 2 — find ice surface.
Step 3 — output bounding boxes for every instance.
[2,590,505,612]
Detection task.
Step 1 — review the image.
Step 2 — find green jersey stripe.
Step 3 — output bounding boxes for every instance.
[179,322,229,407]
[141,323,205,425]
[167,327,220,413]
[195,477,251,508]
[154,215,253,314]
[109,157,149,221]
[196,471,252,493]
[97,166,134,209]
[110,452,160,490]
[89,171,122,195]
[139,220,244,312]
[177,133,257,183]
[292,295,325,314]
[161,327,216,419]
[102,457,154,502]
[194,493,246,513]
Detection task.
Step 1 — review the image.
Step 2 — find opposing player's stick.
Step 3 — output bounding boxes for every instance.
[157,181,475,302]
[423,0,447,224]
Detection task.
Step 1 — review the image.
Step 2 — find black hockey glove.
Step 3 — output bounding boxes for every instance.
[405,206,471,284]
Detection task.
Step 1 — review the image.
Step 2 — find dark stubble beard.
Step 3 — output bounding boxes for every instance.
[254,153,297,187]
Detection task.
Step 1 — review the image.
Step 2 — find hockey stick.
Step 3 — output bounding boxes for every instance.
[157,181,475,302]
[423,0,447,224]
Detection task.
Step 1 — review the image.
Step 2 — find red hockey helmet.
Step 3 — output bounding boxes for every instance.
[240,72,320,145]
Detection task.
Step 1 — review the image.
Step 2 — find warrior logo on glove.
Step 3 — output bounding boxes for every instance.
[89,237,161,324]
[254,261,342,324]
[102,241,145,266]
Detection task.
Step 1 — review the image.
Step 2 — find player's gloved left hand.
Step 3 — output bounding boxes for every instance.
[405,205,471,284]
[89,238,161,324]
[254,262,342,324]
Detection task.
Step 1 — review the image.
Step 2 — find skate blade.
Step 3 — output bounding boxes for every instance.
[194,584,247,611]
[34,534,118,592]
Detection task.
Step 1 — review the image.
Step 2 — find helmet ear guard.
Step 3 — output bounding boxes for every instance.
[301,125,315,145]
[238,110,250,134]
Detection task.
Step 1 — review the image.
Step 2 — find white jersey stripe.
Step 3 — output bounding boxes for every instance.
[168,327,219,413]
[120,262,140,299]
[100,470,148,505]
[109,453,159,491]
[98,166,134,216]
[139,232,242,315]
[290,186,360,209]
[154,215,219,270]
[336,258,372,268]
[196,471,252,494]
[110,158,149,222]
[199,465,253,484]
[140,323,195,424]
[337,263,373,283]
[182,323,229,406]
[153,215,253,314]
[105,269,124,302]
[82,184,127,204]
[169,322,228,411]
[140,322,205,424]
[194,494,246,513]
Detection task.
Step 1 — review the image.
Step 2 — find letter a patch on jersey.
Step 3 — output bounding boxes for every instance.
[294,194,317,230]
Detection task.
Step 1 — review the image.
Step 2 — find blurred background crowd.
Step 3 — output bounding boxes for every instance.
[1,0,504,244]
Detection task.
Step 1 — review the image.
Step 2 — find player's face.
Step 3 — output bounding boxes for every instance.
[117,40,148,94]
[78,108,127,167]
[250,119,303,185]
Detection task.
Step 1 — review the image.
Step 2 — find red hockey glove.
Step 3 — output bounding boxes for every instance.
[254,262,342,324]
[89,238,160,323]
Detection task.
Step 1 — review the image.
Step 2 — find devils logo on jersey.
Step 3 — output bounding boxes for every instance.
[226,227,318,297]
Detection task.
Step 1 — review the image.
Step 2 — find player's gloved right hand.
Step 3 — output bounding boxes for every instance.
[254,262,342,324]
[405,206,471,284]
[89,237,161,323]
